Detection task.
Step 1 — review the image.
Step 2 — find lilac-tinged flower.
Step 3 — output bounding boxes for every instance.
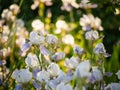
[74,46,85,57]
[25,53,39,68]
[33,80,41,90]
[36,70,50,83]
[46,34,58,45]
[105,83,120,90]
[12,69,32,83]
[47,63,61,77]
[0,60,6,66]
[45,80,56,90]
[65,56,79,69]
[74,60,91,78]
[79,0,98,9]
[33,69,40,78]
[56,82,72,90]
[89,73,96,84]
[80,14,103,31]
[91,66,103,81]
[40,45,50,55]
[20,42,30,52]
[29,31,45,45]
[94,43,106,55]
[51,52,65,61]
[116,70,120,80]
[85,30,99,40]
[105,72,113,77]
[14,84,22,90]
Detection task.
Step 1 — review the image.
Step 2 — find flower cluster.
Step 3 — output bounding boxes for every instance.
[0,1,119,90]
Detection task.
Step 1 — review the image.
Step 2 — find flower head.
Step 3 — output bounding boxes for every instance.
[85,30,99,40]
[74,60,91,78]
[80,14,103,31]
[12,69,32,83]
[47,63,61,77]
[94,43,106,55]
[36,70,50,83]
[25,53,39,68]
[29,31,45,45]
[51,52,65,61]
[46,34,58,45]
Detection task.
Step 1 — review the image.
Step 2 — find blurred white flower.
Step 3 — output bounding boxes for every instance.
[32,19,44,32]
[16,37,26,48]
[46,34,58,45]
[105,83,120,90]
[55,20,68,34]
[116,70,120,80]
[74,60,91,78]
[29,31,45,45]
[56,82,72,90]
[80,14,103,31]
[1,9,15,21]
[51,52,65,61]
[94,43,106,55]
[61,0,79,11]
[47,63,61,77]
[65,56,79,69]
[9,4,20,15]
[12,69,32,83]
[31,0,52,10]
[16,19,24,29]
[92,66,103,81]
[36,70,50,83]
[62,34,74,45]
[0,47,11,57]
[1,25,10,43]
[25,53,39,68]
[85,30,99,40]
[74,46,85,57]
[79,0,98,9]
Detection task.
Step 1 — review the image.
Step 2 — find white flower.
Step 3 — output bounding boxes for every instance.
[85,30,99,40]
[55,20,68,34]
[32,19,44,31]
[61,0,79,11]
[65,56,79,69]
[74,60,91,78]
[12,69,32,83]
[1,9,13,21]
[51,52,65,61]
[116,70,120,80]
[80,14,103,31]
[16,19,24,28]
[74,46,85,57]
[105,83,120,90]
[29,31,45,45]
[9,4,20,15]
[94,43,106,55]
[25,53,39,68]
[56,82,72,90]
[36,70,50,83]
[46,34,58,45]
[79,0,98,9]
[62,34,74,45]
[92,66,103,81]
[47,63,61,77]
